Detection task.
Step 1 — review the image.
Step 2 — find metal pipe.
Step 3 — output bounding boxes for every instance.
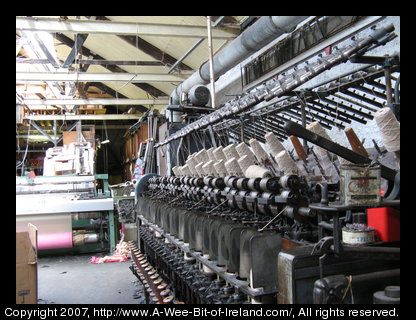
[168,17,226,74]
[170,16,308,105]
[316,182,329,205]
[351,268,399,283]
[384,67,393,106]
[207,16,216,108]
[342,245,400,255]
[300,101,307,148]
[158,24,396,148]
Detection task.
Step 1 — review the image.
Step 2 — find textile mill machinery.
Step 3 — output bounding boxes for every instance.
[16,125,121,255]
[129,20,400,305]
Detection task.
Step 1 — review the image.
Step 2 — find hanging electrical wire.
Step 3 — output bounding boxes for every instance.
[16,122,31,170]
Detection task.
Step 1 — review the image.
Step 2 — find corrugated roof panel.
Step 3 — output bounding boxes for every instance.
[101,81,153,99]
[82,34,156,61]
[100,16,241,70]
[17,16,248,110]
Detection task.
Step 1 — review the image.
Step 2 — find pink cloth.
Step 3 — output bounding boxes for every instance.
[38,232,73,250]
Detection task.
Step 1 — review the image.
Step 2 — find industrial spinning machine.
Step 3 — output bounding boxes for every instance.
[130,21,400,304]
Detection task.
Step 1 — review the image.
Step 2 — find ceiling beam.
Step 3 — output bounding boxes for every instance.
[120,35,194,71]
[16,71,186,83]
[94,16,193,72]
[79,59,165,66]
[16,17,238,39]
[54,33,168,98]
[21,31,65,99]
[88,82,127,98]
[25,114,142,121]
[22,98,169,106]
[62,16,97,69]
[167,16,226,74]
[62,33,89,68]
[17,58,166,66]
[31,32,60,68]
[16,58,51,64]
[17,124,133,132]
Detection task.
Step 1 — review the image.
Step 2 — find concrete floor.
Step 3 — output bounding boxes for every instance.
[37,253,146,304]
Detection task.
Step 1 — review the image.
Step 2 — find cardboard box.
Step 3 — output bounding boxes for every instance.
[16,224,38,304]
[54,160,74,172]
[63,130,95,149]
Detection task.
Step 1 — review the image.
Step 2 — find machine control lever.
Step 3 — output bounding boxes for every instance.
[283,121,397,182]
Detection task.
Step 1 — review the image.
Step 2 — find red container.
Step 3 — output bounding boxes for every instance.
[367,207,400,242]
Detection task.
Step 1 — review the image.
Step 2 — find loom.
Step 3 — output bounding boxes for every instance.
[16,174,118,255]
[129,22,400,304]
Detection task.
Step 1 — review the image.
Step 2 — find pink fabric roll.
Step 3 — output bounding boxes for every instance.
[37,232,73,250]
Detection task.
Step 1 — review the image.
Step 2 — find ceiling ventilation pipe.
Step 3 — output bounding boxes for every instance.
[170,16,309,106]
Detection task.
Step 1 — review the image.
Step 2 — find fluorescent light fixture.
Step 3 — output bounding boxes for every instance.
[17,135,51,141]
[101,139,110,144]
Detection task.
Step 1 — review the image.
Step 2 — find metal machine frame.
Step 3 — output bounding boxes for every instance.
[16,173,118,254]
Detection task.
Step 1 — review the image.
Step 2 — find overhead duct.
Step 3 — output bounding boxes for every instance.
[170,16,309,106]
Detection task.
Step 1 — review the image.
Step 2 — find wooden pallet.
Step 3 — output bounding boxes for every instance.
[78,107,107,115]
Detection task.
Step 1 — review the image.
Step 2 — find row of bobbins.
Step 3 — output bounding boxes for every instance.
[128,240,180,304]
[172,133,300,179]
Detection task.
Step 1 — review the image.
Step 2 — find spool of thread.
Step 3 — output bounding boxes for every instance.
[187,152,196,161]
[180,164,192,177]
[213,159,228,177]
[309,122,341,163]
[194,150,204,163]
[192,150,201,163]
[185,157,198,176]
[338,157,353,165]
[224,157,243,177]
[201,161,210,176]
[236,142,257,164]
[223,144,240,161]
[213,146,227,162]
[172,166,181,176]
[195,149,208,164]
[337,139,353,165]
[265,132,285,156]
[249,139,269,163]
[306,121,335,158]
[202,160,216,176]
[238,155,254,175]
[206,147,216,162]
[245,165,273,178]
[184,159,195,176]
[195,162,205,176]
[275,150,300,174]
[201,149,209,163]
[374,107,400,153]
